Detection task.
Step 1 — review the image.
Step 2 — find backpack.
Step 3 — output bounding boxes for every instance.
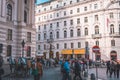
[0,68,4,75]
[74,62,81,71]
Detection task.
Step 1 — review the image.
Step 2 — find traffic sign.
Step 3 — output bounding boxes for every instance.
[92,46,100,53]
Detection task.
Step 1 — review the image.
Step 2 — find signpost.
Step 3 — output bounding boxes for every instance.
[92,46,100,80]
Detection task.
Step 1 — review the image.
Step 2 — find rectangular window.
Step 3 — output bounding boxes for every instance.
[64,3,66,6]
[57,44,59,49]
[70,10,73,14]
[70,19,73,25]
[77,18,80,24]
[77,0,79,2]
[64,43,67,49]
[38,45,40,50]
[78,42,81,48]
[110,12,114,19]
[38,26,40,30]
[38,34,40,40]
[77,8,80,13]
[94,4,98,9]
[119,13,120,19]
[57,22,59,27]
[95,15,99,21]
[84,17,88,23]
[7,29,12,40]
[64,21,67,26]
[44,44,46,50]
[44,24,46,29]
[27,32,31,42]
[57,13,59,17]
[50,23,52,28]
[70,1,72,4]
[44,8,46,11]
[71,43,74,48]
[84,6,87,11]
[7,45,12,56]
[64,11,66,16]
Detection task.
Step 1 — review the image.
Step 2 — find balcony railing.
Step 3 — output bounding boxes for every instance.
[109,32,120,37]
[92,34,102,39]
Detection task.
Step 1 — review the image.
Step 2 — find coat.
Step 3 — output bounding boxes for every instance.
[37,62,43,76]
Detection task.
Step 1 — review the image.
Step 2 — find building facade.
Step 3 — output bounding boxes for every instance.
[0,0,36,62]
[35,0,120,60]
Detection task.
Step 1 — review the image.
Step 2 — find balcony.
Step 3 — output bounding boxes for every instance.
[92,34,102,39]
[109,32,120,37]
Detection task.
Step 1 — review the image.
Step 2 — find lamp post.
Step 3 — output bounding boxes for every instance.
[47,38,54,58]
[21,40,25,57]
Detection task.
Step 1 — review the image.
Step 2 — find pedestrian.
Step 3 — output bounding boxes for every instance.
[116,61,120,78]
[106,60,110,75]
[62,59,71,80]
[36,58,43,79]
[0,55,4,80]
[73,60,82,80]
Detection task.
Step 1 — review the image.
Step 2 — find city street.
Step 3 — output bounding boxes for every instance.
[1,64,62,80]
[2,64,120,80]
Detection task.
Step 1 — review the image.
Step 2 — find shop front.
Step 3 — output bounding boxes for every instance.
[61,48,85,59]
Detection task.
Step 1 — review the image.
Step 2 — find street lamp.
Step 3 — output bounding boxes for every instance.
[47,38,54,58]
[21,40,25,57]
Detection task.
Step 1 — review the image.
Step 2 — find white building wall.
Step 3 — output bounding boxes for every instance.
[35,0,120,60]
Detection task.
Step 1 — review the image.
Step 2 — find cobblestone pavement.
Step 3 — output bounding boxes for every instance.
[88,67,120,80]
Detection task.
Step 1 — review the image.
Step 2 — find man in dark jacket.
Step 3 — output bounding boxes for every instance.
[73,60,82,80]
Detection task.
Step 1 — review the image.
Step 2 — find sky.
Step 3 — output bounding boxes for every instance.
[36,0,50,4]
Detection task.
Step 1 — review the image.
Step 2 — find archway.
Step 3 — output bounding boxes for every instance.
[110,50,117,60]
[56,52,59,60]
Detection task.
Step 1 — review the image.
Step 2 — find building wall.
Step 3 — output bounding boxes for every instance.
[0,0,36,62]
[35,0,120,60]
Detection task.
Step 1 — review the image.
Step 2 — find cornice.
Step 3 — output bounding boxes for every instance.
[35,0,98,15]
[35,8,119,25]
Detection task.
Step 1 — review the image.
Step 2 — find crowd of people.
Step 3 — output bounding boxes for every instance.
[1,55,120,80]
[106,59,120,78]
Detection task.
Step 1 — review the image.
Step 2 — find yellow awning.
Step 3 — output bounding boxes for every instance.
[74,49,85,54]
[61,49,85,55]
[61,49,72,54]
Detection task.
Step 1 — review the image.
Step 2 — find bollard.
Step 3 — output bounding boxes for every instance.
[90,73,95,80]
[84,71,88,78]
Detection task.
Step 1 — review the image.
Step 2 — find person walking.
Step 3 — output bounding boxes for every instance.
[36,58,43,80]
[32,58,43,80]
[0,55,4,80]
[116,61,120,78]
[73,60,82,80]
[62,59,71,80]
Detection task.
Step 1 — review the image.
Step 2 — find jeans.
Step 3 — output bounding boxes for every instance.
[62,72,71,80]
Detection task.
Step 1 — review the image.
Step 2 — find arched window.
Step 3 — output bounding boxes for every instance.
[56,31,59,39]
[95,26,99,34]
[24,10,27,23]
[77,29,81,36]
[7,45,12,56]
[85,28,88,35]
[7,4,12,21]
[110,24,114,34]
[50,32,53,39]
[70,29,73,37]
[64,30,67,38]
